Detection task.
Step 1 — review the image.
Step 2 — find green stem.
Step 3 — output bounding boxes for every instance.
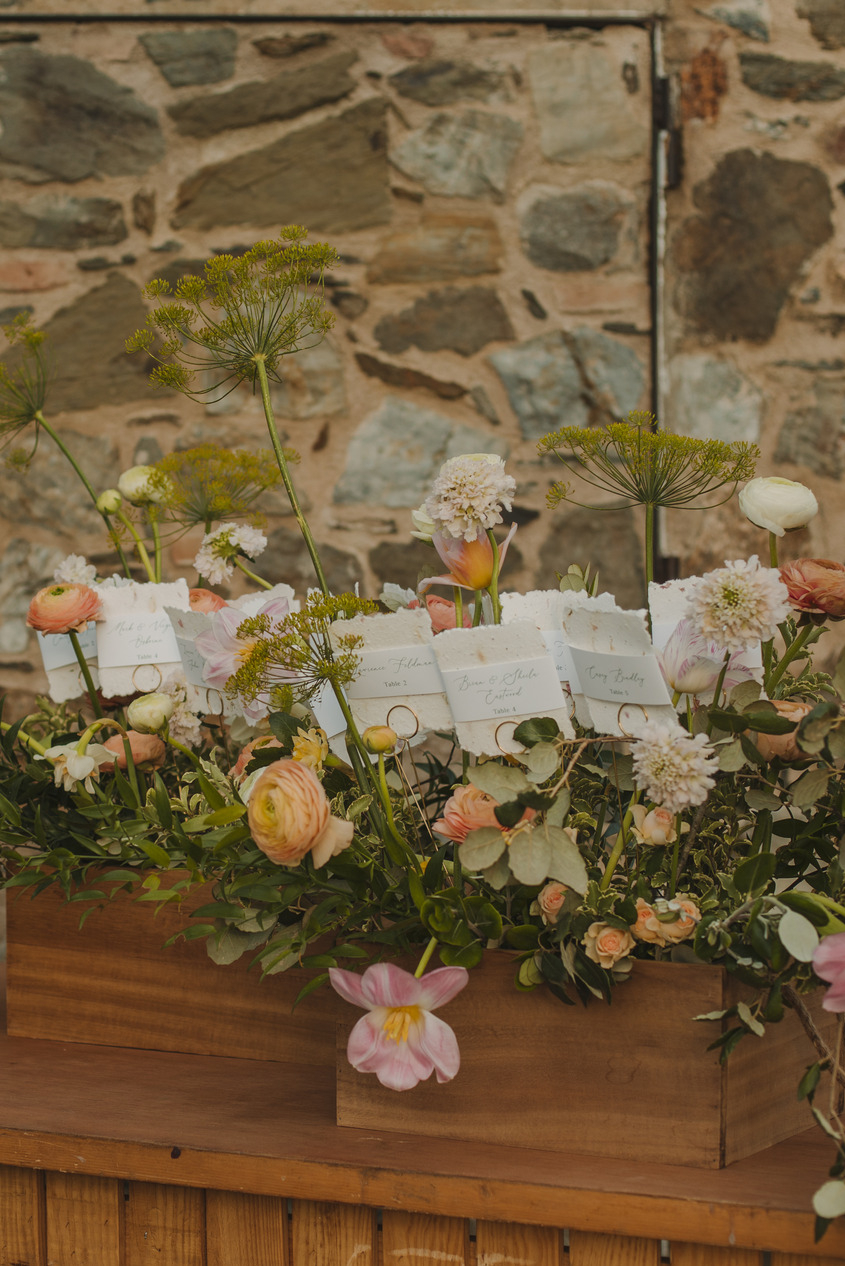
[645,502,655,620]
[600,792,639,892]
[766,622,816,695]
[115,508,156,583]
[710,650,731,711]
[472,590,483,627]
[150,516,163,583]
[0,721,47,757]
[234,557,273,590]
[769,531,779,570]
[414,935,438,978]
[253,355,330,597]
[69,629,102,719]
[485,529,502,624]
[453,586,463,629]
[670,815,682,896]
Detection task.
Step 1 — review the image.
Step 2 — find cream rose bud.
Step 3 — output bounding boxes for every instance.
[583,921,635,969]
[362,725,398,754]
[630,804,677,846]
[537,881,568,924]
[410,504,437,543]
[630,897,668,946]
[126,692,175,733]
[739,477,818,537]
[96,488,122,514]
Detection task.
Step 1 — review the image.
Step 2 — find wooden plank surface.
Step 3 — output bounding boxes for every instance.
[770,1255,845,1265]
[207,1190,288,1266]
[476,1220,561,1265]
[290,1199,376,1265]
[671,1245,760,1264]
[382,1210,470,1265]
[0,1163,45,1266]
[569,1231,660,1264]
[44,1173,121,1266]
[124,1182,204,1266]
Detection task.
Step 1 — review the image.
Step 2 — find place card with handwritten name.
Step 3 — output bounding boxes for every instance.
[37,627,100,704]
[432,623,574,757]
[562,595,676,736]
[502,589,584,697]
[330,607,451,737]
[97,580,191,696]
[558,589,621,729]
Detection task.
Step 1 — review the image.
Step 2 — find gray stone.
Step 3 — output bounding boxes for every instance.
[527,40,648,165]
[668,355,763,444]
[139,29,237,87]
[334,396,507,507]
[167,50,358,138]
[775,379,845,478]
[0,49,164,183]
[0,305,32,324]
[489,328,644,442]
[367,214,503,283]
[391,110,523,200]
[469,385,501,425]
[0,196,127,249]
[172,98,391,233]
[147,257,207,289]
[797,0,845,50]
[518,182,636,272]
[253,32,334,59]
[262,524,360,595]
[374,286,514,358]
[699,0,770,42]
[739,51,845,100]
[389,59,504,106]
[133,191,155,235]
[354,353,466,400]
[539,504,645,610]
[0,537,66,657]
[327,286,368,321]
[133,436,164,466]
[269,338,346,419]
[672,150,834,342]
[0,432,120,534]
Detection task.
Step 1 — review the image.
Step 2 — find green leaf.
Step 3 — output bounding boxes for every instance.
[813,1181,845,1221]
[812,1106,842,1140]
[546,788,570,828]
[694,1009,728,1022]
[832,643,845,699]
[0,790,21,828]
[508,827,552,886]
[512,717,560,747]
[827,723,845,762]
[517,955,544,988]
[459,826,507,870]
[463,896,503,940]
[544,824,588,894]
[153,774,172,829]
[736,1000,765,1037]
[195,770,225,811]
[778,909,819,962]
[743,708,797,735]
[138,840,173,868]
[494,800,527,829]
[183,803,247,832]
[708,708,749,734]
[505,924,540,950]
[733,851,776,894]
[744,787,781,812]
[468,763,530,802]
[267,711,302,748]
[481,854,512,890]
[522,742,559,784]
[797,701,841,754]
[345,795,372,821]
[292,972,329,1007]
[439,941,483,968]
[798,1061,822,1101]
[718,738,746,772]
[408,871,426,912]
[730,680,762,709]
[791,768,831,809]
[780,891,845,935]
[207,926,269,966]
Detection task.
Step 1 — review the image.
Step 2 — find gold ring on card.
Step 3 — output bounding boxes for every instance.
[616,703,648,739]
[386,704,420,740]
[563,686,577,722]
[132,664,163,693]
[494,719,519,754]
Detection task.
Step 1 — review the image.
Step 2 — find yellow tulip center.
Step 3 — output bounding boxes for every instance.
[382,1005,422,1044]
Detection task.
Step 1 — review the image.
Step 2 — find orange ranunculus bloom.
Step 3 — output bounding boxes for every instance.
[26,583,102,635]
[189,587,227,613]
[780,558,845,619]
[247,758,353,868]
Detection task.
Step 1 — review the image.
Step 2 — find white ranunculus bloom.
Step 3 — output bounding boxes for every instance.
[738,476,818,537]
[117,465,157,505]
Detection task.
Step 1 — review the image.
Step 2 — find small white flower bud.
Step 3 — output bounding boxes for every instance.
[126,692,175,733]
[96,489,122,514]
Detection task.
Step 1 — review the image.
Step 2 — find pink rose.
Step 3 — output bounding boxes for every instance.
[583,922,635,969]
[630,805,677,846]
[424,594,472,633]
[26,583,102,635]
[103,730,166,770]
[247,758,354,869]
[659,896,700,944]
[433,783,535,845]
[630,898,668,946]
[537,881,568,924]
[189,587,226,613]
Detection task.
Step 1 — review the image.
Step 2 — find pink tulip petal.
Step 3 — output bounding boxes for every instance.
[347,1012,434,1090]
[346,1012,385,1067]
[415,965,470,1012]
[360,961,422,1009]
[813,932,845,982]
[416,1011,461,1083]
[329,966,371,1009]
[822,978,845,1012]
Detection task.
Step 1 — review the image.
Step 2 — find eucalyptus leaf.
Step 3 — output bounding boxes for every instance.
[512,717,560,747]
[508,827,552,886]
[731,680,762,708]
[791,768,831,809]
[459,826,507,870]
[523,741,560,784]
[736,1000,765,1037]
[833,643,845,699]
[718,738,746,772]
[545,825,588,894]
[813,1181,845,1220]
[206,926,269,966]
[744,787,781,812]
[546,787,571,828]
[469,763,530,802]
[481,853,513,890]
[827,723,845,762]
[778,909,819,962]
[517,955,544,987]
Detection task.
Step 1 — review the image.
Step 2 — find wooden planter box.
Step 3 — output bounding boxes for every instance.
[335,952,833,1170]
[4,880,335,1067]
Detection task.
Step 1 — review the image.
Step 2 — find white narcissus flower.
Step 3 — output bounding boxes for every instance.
[41,743,116,792]
[686,556,791,655]
[53,554,97,586]
[127,692,175,733]
[738,477,818,538]
[424,453,516,542]
[632,722,718,814]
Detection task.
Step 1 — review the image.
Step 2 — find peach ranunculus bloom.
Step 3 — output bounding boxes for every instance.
[433,783,535,844]
[780,558,845,620]
[630,804,678,847]
[537,881,568,924]
[229,735,283,783]
[423,594,472,633]
[583,922,635,969]
[630,897,668,946]
[753,699,813,764]
[26,583,102,635]
[103,730,166,769]
[189,587,227,613]
[246,758,354,868]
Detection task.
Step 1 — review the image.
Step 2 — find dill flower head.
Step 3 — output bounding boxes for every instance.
[631,722,718,814]
[424,453,516,542]
[126,227,339,402]
[686,556,791,655]
[0,314,49,451]
[147,445,286,529]
[193,522,268,586]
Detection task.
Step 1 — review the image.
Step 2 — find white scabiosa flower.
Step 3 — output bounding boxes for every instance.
[738,477,818,537]
[631,722,718,814]
[193,522,268,585]
[53,554,97,586]
[686,556,791,655]
[424,453,516,542]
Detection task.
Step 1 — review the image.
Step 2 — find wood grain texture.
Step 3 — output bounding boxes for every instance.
[770,1256,845,1265]
[44,1173,121,1266]
[0,1163,45,1266]
[291,1198,376,1266]
[476,1220,561,1265]
[5,880,335,1066]
[569,1231,660,1265]
[124,1182,204,1266]
[207,1190,288,1266]
[381,1210,470,1266]
[671,1246,761,1264]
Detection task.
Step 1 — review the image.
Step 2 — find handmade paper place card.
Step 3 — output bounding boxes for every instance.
[501,589,585,698]
[329,607,450,739]
[431,622,574,757]
[36,626,99,704]
[561,594,677,736]
[555,590,620,729]
[97,580,191,697]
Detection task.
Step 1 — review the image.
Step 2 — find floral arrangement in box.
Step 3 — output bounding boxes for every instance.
[4,228,845,1227]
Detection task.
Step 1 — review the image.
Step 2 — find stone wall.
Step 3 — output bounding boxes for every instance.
[0,0,842,704]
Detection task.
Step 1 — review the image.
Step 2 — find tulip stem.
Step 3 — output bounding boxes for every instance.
[414,935,438,978]
[769,531,779,570]
[453,587,463,629]
[115,508,156,583]
[150,515,163,582]
[69,629,103,719]
[485,529,502,623]
[766,622,816,695]
[472,590,483,627]
[234,557,273,590]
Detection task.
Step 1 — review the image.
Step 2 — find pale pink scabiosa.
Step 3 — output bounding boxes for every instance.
[424,453,516,542]
[193,522,268,586]
[329,961,468,1091]
[813,932,845,1012]
[631,721,718,814]
[196,594,292,722]
[686,556,790,655]
[658,619,755,702]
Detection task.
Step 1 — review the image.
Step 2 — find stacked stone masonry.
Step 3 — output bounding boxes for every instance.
[0,0,842,703]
